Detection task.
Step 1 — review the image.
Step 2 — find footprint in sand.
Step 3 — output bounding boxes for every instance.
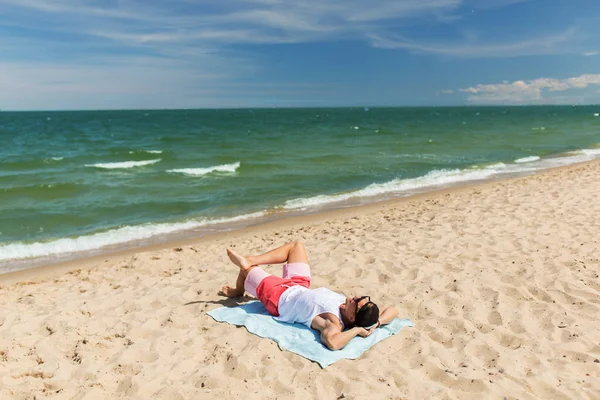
[404,268,419,280]
[475,344,500,368]
[423,362,487,393]
[509,319,527,334]
[488,311,503,326]
[115,377,138,397]
[526,285,553,303]
[118,348,159,364]
[428,330,453,348]
[494,331,522,349]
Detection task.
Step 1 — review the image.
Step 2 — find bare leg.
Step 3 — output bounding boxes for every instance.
[220,248,255,298]
[220,241,308,297]
[220,269,245,297]
[246,241,309,266]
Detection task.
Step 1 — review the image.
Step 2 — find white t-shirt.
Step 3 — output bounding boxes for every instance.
[276,286,346,329]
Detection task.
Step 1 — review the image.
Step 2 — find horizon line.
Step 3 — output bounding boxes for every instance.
[2,104,600,112]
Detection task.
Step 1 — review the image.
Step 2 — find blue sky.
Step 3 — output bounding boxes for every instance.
[1,0,599,110]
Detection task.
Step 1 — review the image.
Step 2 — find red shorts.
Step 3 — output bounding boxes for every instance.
[244,263,311,316]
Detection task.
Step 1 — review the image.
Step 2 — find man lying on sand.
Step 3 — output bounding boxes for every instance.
[220,241,398,350]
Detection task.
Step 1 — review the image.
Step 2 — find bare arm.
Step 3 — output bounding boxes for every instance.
[377,306,399,328]
[313,316,373,351]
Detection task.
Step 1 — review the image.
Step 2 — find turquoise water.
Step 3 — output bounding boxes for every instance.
[1,106,599,268]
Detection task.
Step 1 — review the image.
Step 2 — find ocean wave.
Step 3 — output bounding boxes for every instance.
[514,156,540,163]
[527,148,600,169]
[168,162,240,176]
[41,157,64,164]
[284,167,504,210]
[128,150,163,154]
[575,148,600,156]
[0,211,265,262]
[284,147,600,210]
[85,159,161,169]
[480,162,507,169]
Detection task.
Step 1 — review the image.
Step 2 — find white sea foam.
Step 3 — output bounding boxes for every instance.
[483,163,507,169]
[514,156,540,163]
[0,211,265,262]
[522,150,598,170]
[6,147,599,263]
[574,148,600,156]
[43,157,64,163]
[283,150,600,211]
[168,162,240,176]
[284,167,504,210]
[86,159,161,169]
[129,150,163,154]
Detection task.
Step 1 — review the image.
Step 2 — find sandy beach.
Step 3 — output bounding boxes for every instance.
[1,160,599,399]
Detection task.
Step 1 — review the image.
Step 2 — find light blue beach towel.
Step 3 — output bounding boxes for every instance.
[207,300,414,368]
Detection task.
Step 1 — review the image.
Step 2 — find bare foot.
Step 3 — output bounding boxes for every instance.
[219,285,244,298]
[226,248,252,271]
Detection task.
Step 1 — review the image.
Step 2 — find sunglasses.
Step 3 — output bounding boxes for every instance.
[353,296,371,317]
[345,296,375,330]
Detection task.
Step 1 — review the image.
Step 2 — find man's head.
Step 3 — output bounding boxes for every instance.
[340,295,380,329]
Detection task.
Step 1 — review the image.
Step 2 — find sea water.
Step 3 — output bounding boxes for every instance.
[1,106,599,271]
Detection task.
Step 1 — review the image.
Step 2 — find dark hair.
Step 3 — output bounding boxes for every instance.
[355,302,379,328]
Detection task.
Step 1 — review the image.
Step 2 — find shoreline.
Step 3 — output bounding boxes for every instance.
[2,158,598,286]
[2,145,598,273]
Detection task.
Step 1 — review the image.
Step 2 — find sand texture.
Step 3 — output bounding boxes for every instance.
[1,160,599,399]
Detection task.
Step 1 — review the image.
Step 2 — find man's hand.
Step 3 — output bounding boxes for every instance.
[318,323,373,350]
[356,327,374,338]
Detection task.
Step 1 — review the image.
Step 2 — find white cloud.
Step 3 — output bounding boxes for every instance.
[583,51,598,56]
[0,0,479,69]
[566,74,600,88]
[0,0,545,51]
[465,0,533,9]
[0,0,586,60]
[0,0,151,20]
[460,74,600,104]
[368,27,577,57]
